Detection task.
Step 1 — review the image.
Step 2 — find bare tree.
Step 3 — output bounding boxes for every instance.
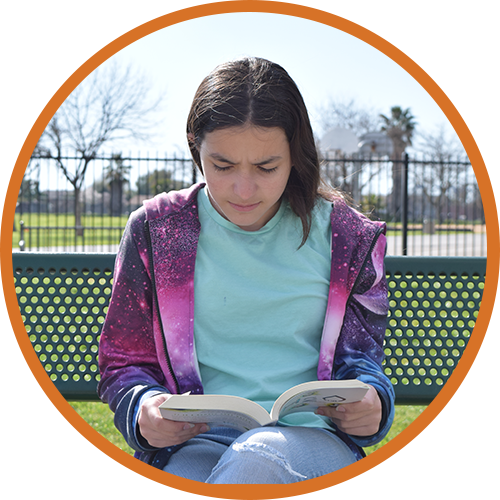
[413,124,470,224]
[36,61,163,231]
[414,124,467,161]
[316,97,380,138]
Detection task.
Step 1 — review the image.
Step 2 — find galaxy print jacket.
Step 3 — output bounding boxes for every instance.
[98,183,395,466]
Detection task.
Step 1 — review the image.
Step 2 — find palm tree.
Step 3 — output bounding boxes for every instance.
[380,106,417,219]
[104,153,131,216]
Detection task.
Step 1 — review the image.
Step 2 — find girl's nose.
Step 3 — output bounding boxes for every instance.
[233,173,257,200]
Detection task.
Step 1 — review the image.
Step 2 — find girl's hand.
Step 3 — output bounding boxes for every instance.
[138,393,210,448]
[317,384,382,437]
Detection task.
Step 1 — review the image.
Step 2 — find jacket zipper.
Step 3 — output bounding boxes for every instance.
[144,220,181,394]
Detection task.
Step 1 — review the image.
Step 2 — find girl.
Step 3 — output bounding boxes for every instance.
[98,57,395,484]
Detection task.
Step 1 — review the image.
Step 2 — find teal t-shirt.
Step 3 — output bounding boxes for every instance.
[194,187,333,427]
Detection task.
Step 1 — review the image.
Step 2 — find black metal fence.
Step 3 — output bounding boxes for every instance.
[321,153,485,256]
[14,152,485,256]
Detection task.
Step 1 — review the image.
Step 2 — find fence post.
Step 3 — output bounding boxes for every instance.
[19,220,25,252]
[402,153,409,255]
[192,162,197,185]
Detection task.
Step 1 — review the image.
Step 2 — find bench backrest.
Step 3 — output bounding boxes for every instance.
[13,253,486,404]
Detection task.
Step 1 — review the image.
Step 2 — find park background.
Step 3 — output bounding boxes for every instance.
[12,3,484,257]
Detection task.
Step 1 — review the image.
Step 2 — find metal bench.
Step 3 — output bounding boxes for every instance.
[12,253,486,405]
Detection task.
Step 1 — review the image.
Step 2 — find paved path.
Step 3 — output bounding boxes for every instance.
[386,232,487,257]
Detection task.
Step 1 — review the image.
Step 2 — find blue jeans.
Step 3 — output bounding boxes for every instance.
[162,426,357,484]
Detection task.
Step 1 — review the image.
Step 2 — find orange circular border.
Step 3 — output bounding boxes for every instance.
[11,6,489,492]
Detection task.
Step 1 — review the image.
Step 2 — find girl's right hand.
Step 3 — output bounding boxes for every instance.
[138,393,210,448]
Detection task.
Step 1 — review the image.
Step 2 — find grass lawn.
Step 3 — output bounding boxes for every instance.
[11,401,488,484]
[13,212,128,249]
[13,212,485,250]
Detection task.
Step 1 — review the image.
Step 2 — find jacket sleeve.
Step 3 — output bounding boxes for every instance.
[333,232,395,448]
[97,209,169,451]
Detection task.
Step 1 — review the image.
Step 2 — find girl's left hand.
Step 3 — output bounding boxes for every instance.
[316,384,382,437]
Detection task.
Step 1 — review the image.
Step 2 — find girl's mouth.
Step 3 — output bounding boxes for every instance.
[228,202,261,212]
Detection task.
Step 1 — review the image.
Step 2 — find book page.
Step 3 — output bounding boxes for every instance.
[271,380,369,420]
[275,389,342,418]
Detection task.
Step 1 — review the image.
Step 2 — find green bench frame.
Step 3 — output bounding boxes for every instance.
[13,252,486,405]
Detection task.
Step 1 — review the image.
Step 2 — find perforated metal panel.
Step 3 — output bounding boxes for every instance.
[12,253,486,403]
[13,253,115,400]
[384,257,485,404]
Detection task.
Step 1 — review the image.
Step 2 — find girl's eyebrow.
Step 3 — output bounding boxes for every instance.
[255,156,282,166]
[208,153,282,166]
[209,153,235,164]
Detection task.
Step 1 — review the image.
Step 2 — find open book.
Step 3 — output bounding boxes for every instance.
[159,379,369,433]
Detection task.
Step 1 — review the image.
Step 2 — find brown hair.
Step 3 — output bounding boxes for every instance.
[186,57,337,245]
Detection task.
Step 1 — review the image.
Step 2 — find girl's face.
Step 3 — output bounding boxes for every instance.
[199,125,292,231]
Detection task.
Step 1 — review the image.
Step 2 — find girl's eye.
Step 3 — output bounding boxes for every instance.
[258,166,278,174]
[213,164,231,172]
[212,164,278,173]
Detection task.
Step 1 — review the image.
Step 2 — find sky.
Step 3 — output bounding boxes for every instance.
[11,11,488,154]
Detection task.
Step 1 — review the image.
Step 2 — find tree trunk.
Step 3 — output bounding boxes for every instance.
[110,180,123,217]
[74,186,83,237]
[391,148,404,220]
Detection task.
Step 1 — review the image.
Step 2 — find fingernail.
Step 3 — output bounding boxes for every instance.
[200,425,210,433]
[316,408,325,416]
[336,406,346,413]
[183,423,195,430]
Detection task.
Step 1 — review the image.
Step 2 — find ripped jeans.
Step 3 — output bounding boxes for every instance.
[162,425,357,484]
